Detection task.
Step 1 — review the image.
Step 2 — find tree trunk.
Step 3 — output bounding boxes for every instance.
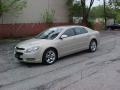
[0,0,2,18]
[81,0,88,26]
[82,16,89,26]
[103,0,107,29]
[81,0,94,27]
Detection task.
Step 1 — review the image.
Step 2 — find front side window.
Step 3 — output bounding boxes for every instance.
[75,27,88,35]
[63,29,75,37]
[35,28,62,39]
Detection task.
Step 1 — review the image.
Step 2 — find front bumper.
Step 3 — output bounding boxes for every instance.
[14,49,43,63]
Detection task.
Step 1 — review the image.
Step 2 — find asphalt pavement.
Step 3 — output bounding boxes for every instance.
[0,31,120,90]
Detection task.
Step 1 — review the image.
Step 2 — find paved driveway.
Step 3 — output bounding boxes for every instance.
[0,31,120,90]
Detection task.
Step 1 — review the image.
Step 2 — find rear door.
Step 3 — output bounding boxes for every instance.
[74,27,90,50]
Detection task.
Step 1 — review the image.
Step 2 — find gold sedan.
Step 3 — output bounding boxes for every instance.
[14,26,100,65]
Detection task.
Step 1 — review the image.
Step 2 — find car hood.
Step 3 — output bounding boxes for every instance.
[16,38,53,49]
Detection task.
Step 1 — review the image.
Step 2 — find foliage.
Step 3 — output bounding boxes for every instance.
[42,9,55,24]
[116,12,120,23]
[66,0,95,25]
[66,0,82,22]
[80,0,95,26]
[108,0,120,23]
[0,0,27,17]
[90,0,120,24]
[90,5,116,19]
[109,0,120,10]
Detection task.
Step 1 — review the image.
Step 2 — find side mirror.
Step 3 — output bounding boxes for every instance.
[60,35,68,39]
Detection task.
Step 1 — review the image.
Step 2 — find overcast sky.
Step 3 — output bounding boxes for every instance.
[75,0,109,7]
[86,0,103,7]
[86,0,110,7]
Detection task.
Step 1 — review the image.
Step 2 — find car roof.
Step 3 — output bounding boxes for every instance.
[49,25,85,30]
[49,25,95,34]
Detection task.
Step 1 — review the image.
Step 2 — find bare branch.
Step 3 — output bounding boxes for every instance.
[86,0,95,17]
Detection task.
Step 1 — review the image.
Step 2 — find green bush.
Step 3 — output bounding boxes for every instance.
[0,0,27,17]
[42,9,55,24]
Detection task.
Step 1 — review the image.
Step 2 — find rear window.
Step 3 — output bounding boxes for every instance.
[74,27,88,35]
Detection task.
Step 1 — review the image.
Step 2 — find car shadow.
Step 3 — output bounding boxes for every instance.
[59,50,89,60]
[19,62,44,68]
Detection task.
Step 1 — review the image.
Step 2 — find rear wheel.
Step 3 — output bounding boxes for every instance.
[42,49,57,65]
[108,27,112,30]
[89,40,97,52]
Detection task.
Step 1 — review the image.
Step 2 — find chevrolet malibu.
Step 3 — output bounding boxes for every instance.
[14,26,100,65]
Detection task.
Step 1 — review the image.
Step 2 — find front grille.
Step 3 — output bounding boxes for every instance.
[16,47,25,50]
[15,52,23,60]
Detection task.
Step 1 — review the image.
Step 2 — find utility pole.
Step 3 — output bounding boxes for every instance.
[103,0,107,30]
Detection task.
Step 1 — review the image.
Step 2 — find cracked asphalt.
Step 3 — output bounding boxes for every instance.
[0,31,120,90]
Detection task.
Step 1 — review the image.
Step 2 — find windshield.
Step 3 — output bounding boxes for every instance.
[35,28,63,40]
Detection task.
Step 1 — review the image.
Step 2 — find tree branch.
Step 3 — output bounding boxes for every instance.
[86,0,94,18]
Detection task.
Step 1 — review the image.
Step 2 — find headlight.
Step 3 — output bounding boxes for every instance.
[25,46,40,53]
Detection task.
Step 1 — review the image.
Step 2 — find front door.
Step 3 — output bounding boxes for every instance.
[57,28,77,56]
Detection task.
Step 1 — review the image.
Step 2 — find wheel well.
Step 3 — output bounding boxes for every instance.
[91,39,97,46]
[44,47,58,58]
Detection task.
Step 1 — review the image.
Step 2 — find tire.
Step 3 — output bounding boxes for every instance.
[108,27,112,31]
[42,49,57,65]
[89,40,97,52]
[107,27,112,31]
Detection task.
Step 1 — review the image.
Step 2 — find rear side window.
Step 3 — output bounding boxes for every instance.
[75,27,88,35]
[63,29,75,37]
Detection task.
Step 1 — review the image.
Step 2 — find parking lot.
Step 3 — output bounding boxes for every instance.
[0,31,120,90]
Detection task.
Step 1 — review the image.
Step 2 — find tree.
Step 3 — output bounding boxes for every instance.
[90,5,104,18]
[103,0,107,28]
[66,0,95,25]
[109,0,120,23]
[0,0,27,18]
[91,5,116,18]
[80,0,95,26]
[66,0,82,22]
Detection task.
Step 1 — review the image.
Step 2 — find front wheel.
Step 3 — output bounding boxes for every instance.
[42,49,57,65]
[89,40,97,52]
